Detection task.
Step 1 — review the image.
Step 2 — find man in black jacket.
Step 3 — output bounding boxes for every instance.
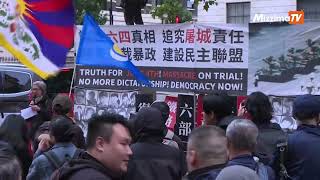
[120,0,145,25]
[54,113,132,180]
[125,107,187,180]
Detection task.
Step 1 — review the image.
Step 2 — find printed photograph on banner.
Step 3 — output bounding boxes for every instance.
[120,93,130,108]
[74,105,85,121]
[109,92,121,109]
[271,116,282,125]
[86,90,98,106]
[280,116,297,130]
[77,106,96,136]
[269,96,283,116]
[282,97,294,116]
[84,106,96,120]
[128,92,137,108]
[97,107,109,115]
[118,108,130,119]
[97,91,109,107]
[75,89,86,105]
[248,21,320,96]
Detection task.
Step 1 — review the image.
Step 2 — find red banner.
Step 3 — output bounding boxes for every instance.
[196,94,204,127]
[165,96,178,131]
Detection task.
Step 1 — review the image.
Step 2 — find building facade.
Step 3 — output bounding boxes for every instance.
[197,0,319,24]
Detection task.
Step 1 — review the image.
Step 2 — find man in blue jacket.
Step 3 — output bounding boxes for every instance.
[278,94,320,180]
[225,119,275,180]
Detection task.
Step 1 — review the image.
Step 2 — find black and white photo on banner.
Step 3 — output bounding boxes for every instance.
[269,96,297,130]
[74,88,137,135]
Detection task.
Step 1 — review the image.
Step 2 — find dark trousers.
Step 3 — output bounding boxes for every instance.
[124,7,143,25]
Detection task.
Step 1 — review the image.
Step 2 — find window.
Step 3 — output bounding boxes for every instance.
[227,2,250,24]
[298,0,320,20]
[1,71,31,94]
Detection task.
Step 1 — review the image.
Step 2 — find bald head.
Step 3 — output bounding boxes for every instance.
[187,125,227,171]
[226,119,258,152]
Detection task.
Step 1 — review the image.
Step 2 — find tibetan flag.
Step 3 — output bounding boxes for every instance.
[76,14,151,86]
[0,0,75,79]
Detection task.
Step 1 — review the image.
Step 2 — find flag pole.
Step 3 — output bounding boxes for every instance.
[69,51,76,98]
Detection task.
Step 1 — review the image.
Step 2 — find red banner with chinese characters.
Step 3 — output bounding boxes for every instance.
[196,94,204,127]
[165,96,178,131]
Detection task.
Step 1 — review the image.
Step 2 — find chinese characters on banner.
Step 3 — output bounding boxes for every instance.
[174,94,195,142]
[135,93,154,112]
[75,23,249,95]
[164,96,178,130]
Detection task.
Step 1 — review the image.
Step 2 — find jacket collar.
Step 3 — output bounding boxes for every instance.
[51,142,75,149]
[83,152,122,179]
[227,154,256,170]
[298,124,320,137]
[187,163,226,180]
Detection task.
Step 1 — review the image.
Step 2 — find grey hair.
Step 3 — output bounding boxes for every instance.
[33,81,47,95]
[188,125,227,164]
[226,119,258,152]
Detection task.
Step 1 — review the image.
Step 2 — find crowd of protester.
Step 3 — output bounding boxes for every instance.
[0,80,320,180]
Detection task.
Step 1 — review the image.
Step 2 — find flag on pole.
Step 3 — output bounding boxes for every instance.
[0,0,75,79]
[76,14,151,86]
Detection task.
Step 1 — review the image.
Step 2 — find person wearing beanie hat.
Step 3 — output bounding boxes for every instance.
[51,94,86,149]
[52,94,73,118]
[272,94,320,180]
[28,81,52,152]
[27,116,77,180]
[125,107,187,180]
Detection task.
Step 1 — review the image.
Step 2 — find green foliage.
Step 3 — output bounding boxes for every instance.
[151,0,192,23]
[194,0,218,11]
[75,0,107,25]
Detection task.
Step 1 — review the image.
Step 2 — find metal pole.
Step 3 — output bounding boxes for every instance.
[109,0,114,25]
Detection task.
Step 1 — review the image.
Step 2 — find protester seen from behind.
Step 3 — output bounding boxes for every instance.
[202,93,237,130]
[0,114,32,180]
[272,94,320,180]
[52,94,85,149]
[245,91,287,164]
[0,148,22,180]
[151,101,183,150]
[125,107,187,180]
[184,125,227,180]
[27,116,78,180]
[54,113,132,180]
[226,119,275,180]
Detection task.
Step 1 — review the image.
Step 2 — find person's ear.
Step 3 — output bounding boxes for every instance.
[207,111,216,125]
[189,150,198,167]
[96,137,106,152]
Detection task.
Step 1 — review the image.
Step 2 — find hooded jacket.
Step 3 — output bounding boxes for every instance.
[54,151,122,180]
[125,107,187,180]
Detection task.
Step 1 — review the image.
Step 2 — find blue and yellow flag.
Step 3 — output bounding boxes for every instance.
[76,14,151,86]
[0,0,75,79]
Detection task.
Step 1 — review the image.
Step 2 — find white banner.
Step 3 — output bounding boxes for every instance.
[75,23,249,95]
